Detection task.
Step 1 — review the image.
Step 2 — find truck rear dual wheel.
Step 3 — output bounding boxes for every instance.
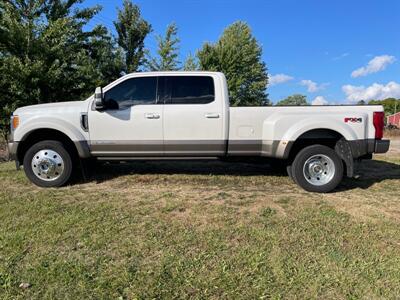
[291,145,343,193]
[23,140,73,188]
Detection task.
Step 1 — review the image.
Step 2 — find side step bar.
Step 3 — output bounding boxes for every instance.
[96,157,220,161]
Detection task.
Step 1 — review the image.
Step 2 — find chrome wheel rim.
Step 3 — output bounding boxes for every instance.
[31,149,64,181]
[303,154,335,186]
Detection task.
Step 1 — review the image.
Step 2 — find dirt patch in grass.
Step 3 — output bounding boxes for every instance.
[384,128,400,138]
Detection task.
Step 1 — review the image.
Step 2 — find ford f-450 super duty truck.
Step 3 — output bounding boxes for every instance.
[8,72,390,192]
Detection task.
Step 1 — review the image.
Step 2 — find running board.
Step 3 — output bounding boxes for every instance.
[96,156,220,161]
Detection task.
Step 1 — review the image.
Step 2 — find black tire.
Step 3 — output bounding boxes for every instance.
[23,140,73,187]
[291,145,343,193]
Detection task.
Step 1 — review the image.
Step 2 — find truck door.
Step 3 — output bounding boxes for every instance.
[88,76,163,156]
[161,75,225,156]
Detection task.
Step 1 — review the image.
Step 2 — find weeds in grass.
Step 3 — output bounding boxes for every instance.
[0,157,399,299]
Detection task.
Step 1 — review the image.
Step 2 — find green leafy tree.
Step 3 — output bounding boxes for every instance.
[357,100,366,105]
[183,53,198,71]
[276,94,309,106]
[0,0,123,140]
[197,21,269,106]
[368,98,400,116]
[114,0,151,73]
[145,23,180,71]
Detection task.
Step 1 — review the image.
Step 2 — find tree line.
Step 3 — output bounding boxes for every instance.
[276,96,400,115]
[360,98,400,117]
[0,0,397,139]
[0,0,269,139]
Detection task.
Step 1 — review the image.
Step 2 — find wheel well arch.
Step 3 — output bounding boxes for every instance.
[286,128,344,161]
[17,128,79,165]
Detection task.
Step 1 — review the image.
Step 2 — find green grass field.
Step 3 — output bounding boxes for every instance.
[0,154,399,299]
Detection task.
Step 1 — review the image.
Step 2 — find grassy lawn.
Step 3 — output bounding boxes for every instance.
[0,155,399,299]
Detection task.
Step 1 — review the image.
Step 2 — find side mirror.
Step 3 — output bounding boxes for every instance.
[94,87,104,110]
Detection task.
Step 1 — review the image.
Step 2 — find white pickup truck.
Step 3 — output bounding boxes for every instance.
[8,71,389,192]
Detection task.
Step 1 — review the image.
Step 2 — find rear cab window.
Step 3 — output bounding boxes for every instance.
[161,76,215,105]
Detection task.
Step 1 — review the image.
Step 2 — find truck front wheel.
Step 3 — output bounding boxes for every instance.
[292,145,343,193]
[23,140,73,187]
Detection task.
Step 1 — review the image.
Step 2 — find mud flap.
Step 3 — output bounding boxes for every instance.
[79,158,89,181]
[335,138,354,177]
[79,158,97,181]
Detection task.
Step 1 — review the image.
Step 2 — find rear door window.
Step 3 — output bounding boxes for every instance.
[164,76,215,105]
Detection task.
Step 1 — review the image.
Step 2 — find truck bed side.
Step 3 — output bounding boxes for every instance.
[228,105,383,158]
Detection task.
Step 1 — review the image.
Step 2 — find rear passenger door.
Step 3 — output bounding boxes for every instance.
[161,75,225,156]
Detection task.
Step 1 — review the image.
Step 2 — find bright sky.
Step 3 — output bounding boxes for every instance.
[83,0,399,104]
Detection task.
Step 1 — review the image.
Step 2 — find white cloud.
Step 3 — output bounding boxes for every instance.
[351,55,396,78]
[333,53,349,60]
[312,96,329,105]
[269,74,294,86]
[300,80,327,93]
[342,81,400,103]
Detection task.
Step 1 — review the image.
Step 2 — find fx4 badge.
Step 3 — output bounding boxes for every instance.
[344,117,362,123]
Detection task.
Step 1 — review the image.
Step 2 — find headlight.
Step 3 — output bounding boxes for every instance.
[11,115,19,130]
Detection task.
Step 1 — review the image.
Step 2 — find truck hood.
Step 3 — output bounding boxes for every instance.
[14,100,89,115]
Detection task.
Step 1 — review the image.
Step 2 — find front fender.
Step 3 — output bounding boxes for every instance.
[14,117,90,159]
[15,117,85,142]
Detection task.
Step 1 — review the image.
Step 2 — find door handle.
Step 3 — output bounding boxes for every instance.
[205,113,220,119]
[145,113,160,119]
